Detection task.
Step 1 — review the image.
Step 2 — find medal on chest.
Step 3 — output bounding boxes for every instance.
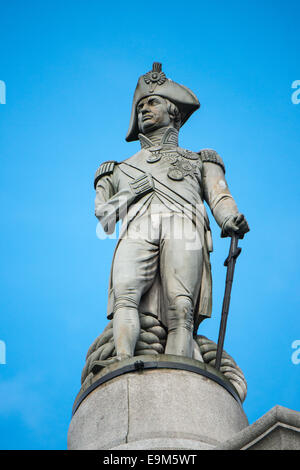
[146,147,201,181]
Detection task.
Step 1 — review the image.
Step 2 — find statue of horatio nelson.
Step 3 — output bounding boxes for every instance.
[94,62,249,363]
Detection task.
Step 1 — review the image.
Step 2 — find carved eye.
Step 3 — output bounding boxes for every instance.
[151,98,161,106]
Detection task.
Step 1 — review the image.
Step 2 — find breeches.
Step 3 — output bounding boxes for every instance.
[112,212,204,323]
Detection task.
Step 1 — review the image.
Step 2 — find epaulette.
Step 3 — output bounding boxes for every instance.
[94,161,117,189]
[198,149,225,173]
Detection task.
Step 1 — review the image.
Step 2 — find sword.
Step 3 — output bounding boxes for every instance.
[215,233,242,371]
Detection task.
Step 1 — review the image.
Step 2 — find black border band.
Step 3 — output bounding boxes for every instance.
[72,359,241,416]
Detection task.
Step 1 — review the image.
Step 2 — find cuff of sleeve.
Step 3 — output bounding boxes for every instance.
[221,215,232,238]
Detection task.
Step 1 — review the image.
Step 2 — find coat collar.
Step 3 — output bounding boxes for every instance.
[138,127,179,150]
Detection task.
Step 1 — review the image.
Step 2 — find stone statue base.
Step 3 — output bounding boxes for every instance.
[67,355,248,450]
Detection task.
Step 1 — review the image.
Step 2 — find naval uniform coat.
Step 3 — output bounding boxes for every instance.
[94,131,239,334]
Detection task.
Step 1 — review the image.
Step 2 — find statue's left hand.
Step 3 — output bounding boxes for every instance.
[221,213,250,239]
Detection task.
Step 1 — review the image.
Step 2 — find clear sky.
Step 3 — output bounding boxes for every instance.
[0,0,299,450]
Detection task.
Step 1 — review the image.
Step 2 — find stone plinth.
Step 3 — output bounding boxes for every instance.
[215,405,300,450]
[68,355,248,450]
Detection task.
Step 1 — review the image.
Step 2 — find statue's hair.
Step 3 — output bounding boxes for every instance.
[164,98,181,130]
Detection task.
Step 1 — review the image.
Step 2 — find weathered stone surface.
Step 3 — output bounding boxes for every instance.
[68,357,248,450]
[67,377,129,450]
[215,405,300,450]
[111,438,214,450]
[125,369,247,448]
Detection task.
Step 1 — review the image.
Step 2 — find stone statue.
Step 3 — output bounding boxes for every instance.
[94,62,249,363]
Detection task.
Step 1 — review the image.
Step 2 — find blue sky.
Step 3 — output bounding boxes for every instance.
[0,0,299,449]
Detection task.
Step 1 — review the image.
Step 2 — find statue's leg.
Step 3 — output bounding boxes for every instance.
[113,304,140,360]
[112,220,159,359]
[165,296,195,357]
[160,214,203,358]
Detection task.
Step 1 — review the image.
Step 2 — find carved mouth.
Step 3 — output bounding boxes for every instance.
[142,114,153,122]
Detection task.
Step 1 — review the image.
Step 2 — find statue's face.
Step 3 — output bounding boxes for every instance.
[137,95,172,134]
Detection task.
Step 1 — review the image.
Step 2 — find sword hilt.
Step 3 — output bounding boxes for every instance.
[224,234,242,266]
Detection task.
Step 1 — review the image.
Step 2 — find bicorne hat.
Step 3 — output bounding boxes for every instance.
[126,62,200,142]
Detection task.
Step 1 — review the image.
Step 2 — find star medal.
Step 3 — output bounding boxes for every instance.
[163,152,178,164]
[167,168,184,181]
[177,148,199,160]
[181,161,193,172]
